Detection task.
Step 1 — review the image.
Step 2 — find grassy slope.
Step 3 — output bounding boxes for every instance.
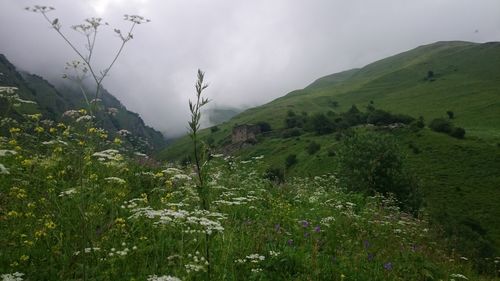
[160,41,500,257]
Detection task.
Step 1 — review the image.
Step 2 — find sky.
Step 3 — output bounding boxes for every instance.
[1,0,499,136]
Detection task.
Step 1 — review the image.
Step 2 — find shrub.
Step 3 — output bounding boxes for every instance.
[309,113,334,135]
[429,118,453,134]
[446,110,454,119]
[257,121,272,132]
[337,131,422,213]
[307,141,321,155]
[450,127,466,139]
[210,126,219,133]
[264,166,285,183]
[285,154,298,168]
[282,128,301,138]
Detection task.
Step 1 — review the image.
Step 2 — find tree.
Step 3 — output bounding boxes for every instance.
[309,113,334,135]
[429,118,453,134]
[337,131,422,214]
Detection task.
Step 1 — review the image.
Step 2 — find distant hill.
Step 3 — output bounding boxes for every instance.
[0,54,166,151]
[161,41,500,262]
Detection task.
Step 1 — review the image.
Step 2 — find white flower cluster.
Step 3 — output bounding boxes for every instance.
[1,272,24,281]
[0,164,10,175]
[59,188,78,197]
[129,208,226,235]
[42,140,68,146]
[0,150,17,157]
[92,149,123,162]
[105,177,126,185]
[147,275,181,281]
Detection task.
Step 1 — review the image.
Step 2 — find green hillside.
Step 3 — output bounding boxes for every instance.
[0,54,166,151]
[160,41,500,266]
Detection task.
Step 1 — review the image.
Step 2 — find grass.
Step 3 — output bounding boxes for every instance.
[0,111,496,280]
[160,41,500,269]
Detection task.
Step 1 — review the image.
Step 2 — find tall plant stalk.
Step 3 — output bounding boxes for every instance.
[188,69,211,278]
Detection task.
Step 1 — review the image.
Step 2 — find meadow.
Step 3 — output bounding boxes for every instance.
[1,86,497,280]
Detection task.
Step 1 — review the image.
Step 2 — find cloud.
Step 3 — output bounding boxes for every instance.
[1,0,499,136]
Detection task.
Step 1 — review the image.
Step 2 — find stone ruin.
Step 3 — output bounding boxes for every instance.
[232,124,261,144]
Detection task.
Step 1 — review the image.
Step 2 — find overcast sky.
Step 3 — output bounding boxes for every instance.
[1,0,499,136]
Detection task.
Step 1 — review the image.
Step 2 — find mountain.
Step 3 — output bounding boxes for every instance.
[0,54,166,151]
[160,41,500,263]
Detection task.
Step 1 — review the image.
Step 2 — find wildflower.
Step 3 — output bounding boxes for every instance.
[314,226,321,233]
[19,255,29,262]
[147,275,181,281]
[1,272,25,281]
[383,262,393,271]
[34,126,44,133]
[450,273,468,280]
[9,127,21,134]
[113,138,122,144]
[287,239,294,246]
[0,163,10,174]
[301,220,310,228]
[0,150,17,156]
[49,127,57,133]
[44,220,56,229]
[105,177,126,184]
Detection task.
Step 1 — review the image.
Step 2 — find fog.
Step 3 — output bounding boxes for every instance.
[1,0,499,136]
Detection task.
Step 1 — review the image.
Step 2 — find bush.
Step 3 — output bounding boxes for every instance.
[307,141,321,155]
[285,154,298,168]
[264,166,285,183]
[210,126,219,133]
[429,118,453,134]
[446,110,454,119]
[309,113,334,135]
[257,121,272,133]
[337,131,422,213]
[282,128,301,138]
[450,127,466,139]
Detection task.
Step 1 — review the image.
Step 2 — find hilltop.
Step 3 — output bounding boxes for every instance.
[161,41,500,266]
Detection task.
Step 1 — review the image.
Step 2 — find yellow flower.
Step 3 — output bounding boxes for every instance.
[57,123,66,129]
[34,126,44,133]
[88,127,97,133]
[45,220,56,229]
[54,147,63,153]
[7,210,20,217]
[78,109,87,114]
[9,139,17,145]
[20,255,29,262]
[28,113,42,121]
[114,137,122,144]
[49,127,57,133]
[9,127,21,134]
[63,130,70,137]
[35,230,47,239]
[21,159,33,167]
[14,146,22,151]
[78,140,85,146]
[100,133,108,139]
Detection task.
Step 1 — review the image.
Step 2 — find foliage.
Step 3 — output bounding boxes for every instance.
[308,113,334,135]
[257,121,272,133]
[429,118,453,134]
[285,154,298,168]
[450,127,466,139]
[307,141,321,155]
[337,131,422,213]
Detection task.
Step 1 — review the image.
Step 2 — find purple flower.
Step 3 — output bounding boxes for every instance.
[367,253,374,261]
[275,224,281,232]
[314,226,321,233]
[287,239,294,246]
[363,240,370,249]
[304,232,310,238]
[301,220,310,228]
[383,262,393,271]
